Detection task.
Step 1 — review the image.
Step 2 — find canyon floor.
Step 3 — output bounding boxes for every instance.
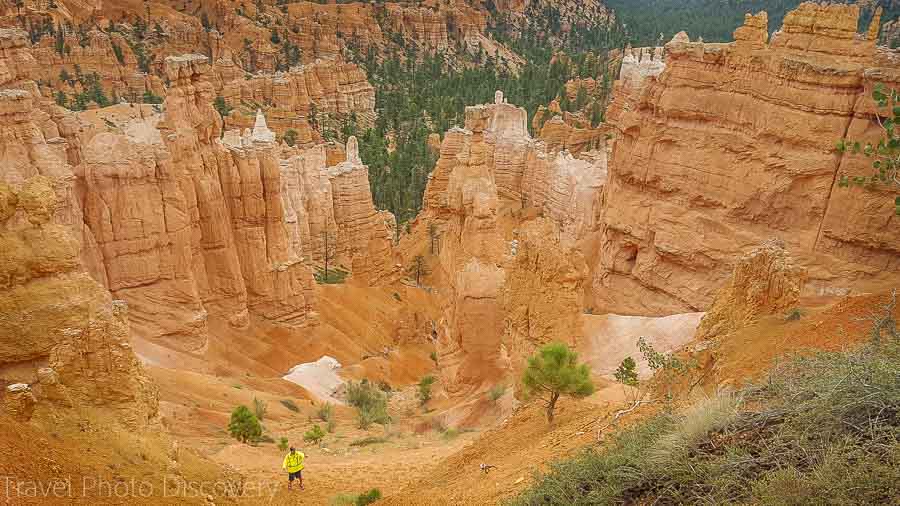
[125,286,885,505]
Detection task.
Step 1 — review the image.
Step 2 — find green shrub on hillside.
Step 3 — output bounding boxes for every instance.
[227,405,262,444]
[304,424,325,446]
[522,342,595,423]
[316,402,334,422]
[417,375,436,406]
[346,379,390,429]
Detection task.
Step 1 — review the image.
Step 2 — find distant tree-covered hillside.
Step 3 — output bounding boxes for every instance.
[605,0,898,46]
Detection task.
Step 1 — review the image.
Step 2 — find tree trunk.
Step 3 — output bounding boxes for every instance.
[546,392,560,423]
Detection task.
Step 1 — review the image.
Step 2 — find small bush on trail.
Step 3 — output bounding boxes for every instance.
[227,405,262,444]
[355,488,382,505]
[304,424,325,446]
[277,437,289,451]
[346,379,390,429]
[331,488,383,506]
[785,308,802,321]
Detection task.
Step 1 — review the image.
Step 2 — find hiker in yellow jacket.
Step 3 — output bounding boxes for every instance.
[282,446,305,491]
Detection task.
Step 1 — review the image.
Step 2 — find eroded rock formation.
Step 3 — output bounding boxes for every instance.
[592,3,900,316]
[0,176,159,428]
[416,93,606,395]
[217,59,376,143]
[1,49,394,350]
[696,239,805,341]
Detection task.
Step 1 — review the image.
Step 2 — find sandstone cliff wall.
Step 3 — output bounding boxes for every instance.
[593,3,900,316]
[0,176,158,428]
[218,59,375,145]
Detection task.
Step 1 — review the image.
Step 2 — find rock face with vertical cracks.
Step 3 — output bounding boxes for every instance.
[593,3,900,316]
[0,177,159,429]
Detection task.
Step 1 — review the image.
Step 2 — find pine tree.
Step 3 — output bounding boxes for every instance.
[227,405,262,443]
[522,342,595,422]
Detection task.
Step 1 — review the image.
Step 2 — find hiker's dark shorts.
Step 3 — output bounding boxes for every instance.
[288,471,302,481]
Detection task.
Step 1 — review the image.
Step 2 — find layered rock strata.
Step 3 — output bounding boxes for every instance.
[592,3,900,316]
[218,59,375,144]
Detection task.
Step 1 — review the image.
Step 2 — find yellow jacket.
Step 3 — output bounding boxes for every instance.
[283,451,305,473]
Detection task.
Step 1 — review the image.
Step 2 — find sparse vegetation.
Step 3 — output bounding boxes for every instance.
[638,336,695,403]
[837,85,900,215]
[488,383,506,403]
[785,308,803,321]
[213,95,232,118]
[614,356,639,387]
[280,399,300,412]
[253,397,267,421]
[316,402,335,423]
[407,254,430,286]
[331,488,383,506]
[522,342,595,423]
[283,128,298,146]
[514,311,900,505]
[277,436,289,451]
[417,375,436,406]
[346,379,390,429]
[227,405,262,444]
[111,42,125,64]
[314,265,348,284]
[303,424,325,446]
[349,436,387,447]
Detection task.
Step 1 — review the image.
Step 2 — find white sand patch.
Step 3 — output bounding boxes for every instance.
[580,312,705,379]
[282,356,345,404]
